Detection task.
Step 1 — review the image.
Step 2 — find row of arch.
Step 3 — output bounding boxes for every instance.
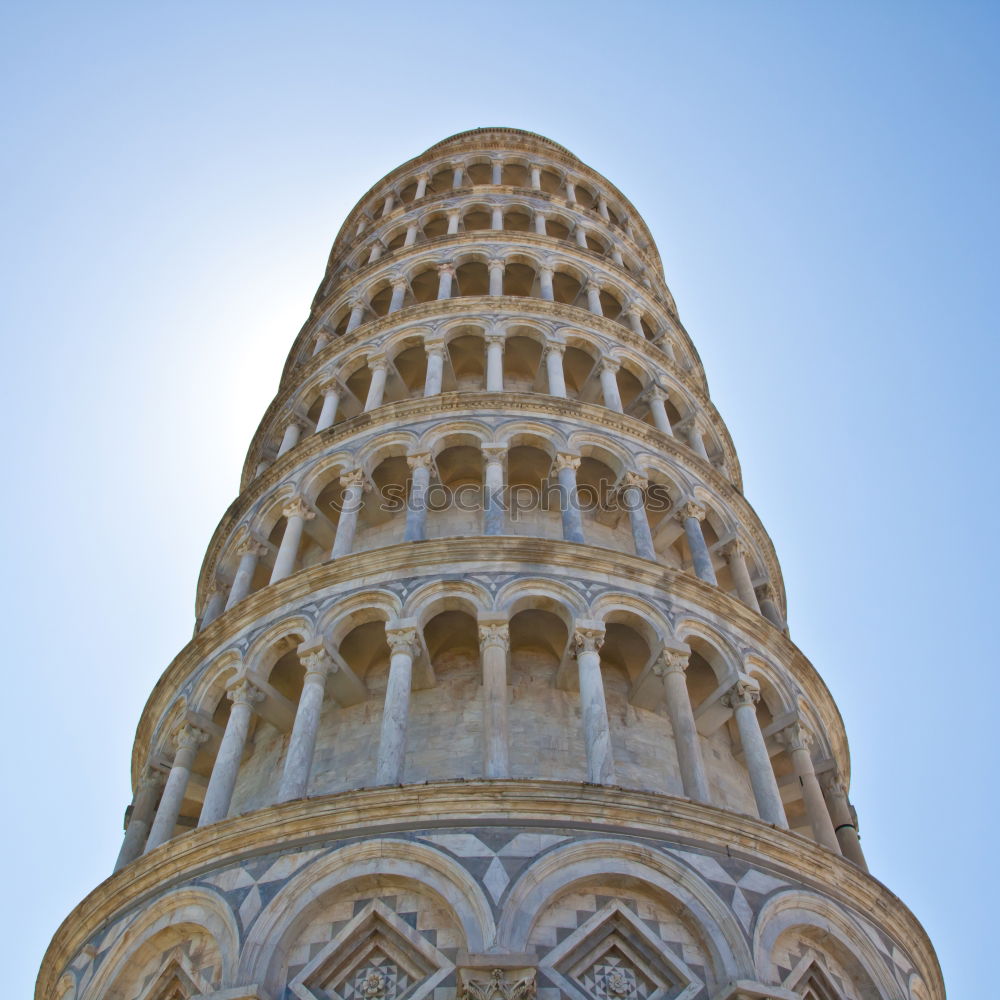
[331,195,660,300]
[62,839,927,1000]
[211,420,773,633]
[132,582,841,872]
[273,321,725,480]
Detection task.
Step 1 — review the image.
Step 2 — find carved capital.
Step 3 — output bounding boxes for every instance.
[390,273,408,288]
[820,772,848,798]
[236,536,269,558]
[599,358,620,375]
[723,679,760,710]
[482,445,507,465]
[553,453,581,473]
[437,262,457,277]
[459,969,536,1000]
[139,768,167,792]
[367,353,387,372]
[620,471,648,492]
[487,258,506,272]
[339,468,366,491]
[406,451,434,472]
[282,497,315,521]
[298,640,337,681]
[227,678,265,709]
[779,721,814,754]
[478,622,510,651]
[542,341,564,358]
[485,331,506,348]
[723,539,748,560]
[386,625,421,659]
[652,648,689,677]
[678,501,706,522]
[174,724,210,754]
[572,625,605,657]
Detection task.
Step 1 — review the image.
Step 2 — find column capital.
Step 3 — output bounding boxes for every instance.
[757,581,778,601]
[640,383,667,403]
[385,624,421,659]
[723,538,749,560]
[543,340,564,357]
[620,471,647,491]
[406,451,435,471]
[298,639,337,681]
[722,678,760,710]
[778,721,814,754]
[236,536,269,558]
[538,263,555,277]
[582,276,602,290]
[366,352,388,372]
[227,678,266,709]
[174,723,210,754]
[478,621,510,651]
[553,452,581,473]
[820,771,848,797]
[572,623,605,656]
[482,445,507,464]
[599,357,620,375]
[487,257,506,271]
[390,274,409,288]
[317,376,342,396]
[437,262,457,276]
[652,647,690,677]
[139,767,167,791]
[485,330,506,348]
[339,468,367,491]
[677,500,706,522]
[282,496,316,521]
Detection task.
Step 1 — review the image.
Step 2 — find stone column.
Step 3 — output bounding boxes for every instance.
[491,160,503,185]
[779,723,841,852]
[312,329,330,356]
[315,381,341,432]
[534,211,547,236]
[452,164,464,188]
[345,298,366,334]
[478,620,511,778]
[724,680,787,828]
[404,452,433,542]
[414,173,429,199]
[226,538,268,610]
[277,640,335,802]
[145,724,209,852]
[682,417,710,460]
[539,265,555,301]
[653,648,711,803]
[598,359,623,412]
[270,497,314,584]
[331,469,365,558]
[382,192,395,216]
[821,774,869,870]
[276,418,304,458]
[423,340,445,396]
[356,216,368,238]
[375,624,420,785]
[488,258,505,296]
[626,305,645,337]
[485,332,505,390]
[555,453,585,543]
[403,222,418,246]
[678,502,718,585]
[363,355,388,411]
[199,679,264,827]
[621,473,656,560]
[643,386,673,435]
[575,224,588,248]
[756,583,786,630]
[573,624,615,784]
[388,276,408,314]
[611,245,624,266]
[200,583,227,630]
[585,280,603,316]
[114,769,165,871]
[565,178,577,203]
[724,541,763,612]
[447,211,460,235]
[491,206,503,230]
[367,241,384,264]
[437,263,455,299]
[483,446,506,535]
[529,164,542,189]
[597,194,610,220]
[544,343,567,397]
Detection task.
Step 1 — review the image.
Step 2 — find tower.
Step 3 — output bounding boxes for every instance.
[38,128,943,1000]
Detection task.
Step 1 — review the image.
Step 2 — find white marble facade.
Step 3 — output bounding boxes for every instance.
[37,129,943,1000]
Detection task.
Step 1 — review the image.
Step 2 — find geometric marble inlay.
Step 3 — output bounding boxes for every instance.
[290,900,452,1000]
[541,902,702,1000]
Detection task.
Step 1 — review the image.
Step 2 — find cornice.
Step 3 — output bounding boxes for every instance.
[35,781,944,1000]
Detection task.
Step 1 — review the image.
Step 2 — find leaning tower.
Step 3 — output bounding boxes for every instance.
[38,128,943,1000]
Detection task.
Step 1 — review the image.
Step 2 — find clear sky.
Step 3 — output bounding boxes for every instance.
[3,2,996,996]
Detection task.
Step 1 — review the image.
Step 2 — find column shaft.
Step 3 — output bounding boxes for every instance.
[545,346,567,396]
[483,450,506,535]
[622,479,656,560]
[783,726,841,852]
[315,387,340,432]
[404,458,432,542]
[680,505,718,585]
[277,644,332,802]
[145,726,207,852]
[823,777,869,870]
[199,681,262,827]
[479,623,510,778]
[658,652,711,803]
[375,628,417,784]
[556,458,585,543]
[331,475,364,558]
[485,336,504,390]
[364,361,387,410]
[113,772,164,871]
[728,684,787,827]
[226,545,263,610]
[575,628,615,784]
[599,363,623,411]
[423,346,445,395]
[727,544,763,612]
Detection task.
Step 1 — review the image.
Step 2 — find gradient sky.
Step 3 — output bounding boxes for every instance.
[3,3,996,996]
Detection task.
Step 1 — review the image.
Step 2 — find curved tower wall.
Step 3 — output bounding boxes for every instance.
[37,128,943,1000]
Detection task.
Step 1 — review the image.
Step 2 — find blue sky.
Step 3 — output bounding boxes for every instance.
[3,2,996,996]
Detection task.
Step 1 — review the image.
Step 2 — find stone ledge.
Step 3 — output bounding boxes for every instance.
[36,780,941,1000]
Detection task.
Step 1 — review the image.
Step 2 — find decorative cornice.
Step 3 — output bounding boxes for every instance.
[34,781,945,1000]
